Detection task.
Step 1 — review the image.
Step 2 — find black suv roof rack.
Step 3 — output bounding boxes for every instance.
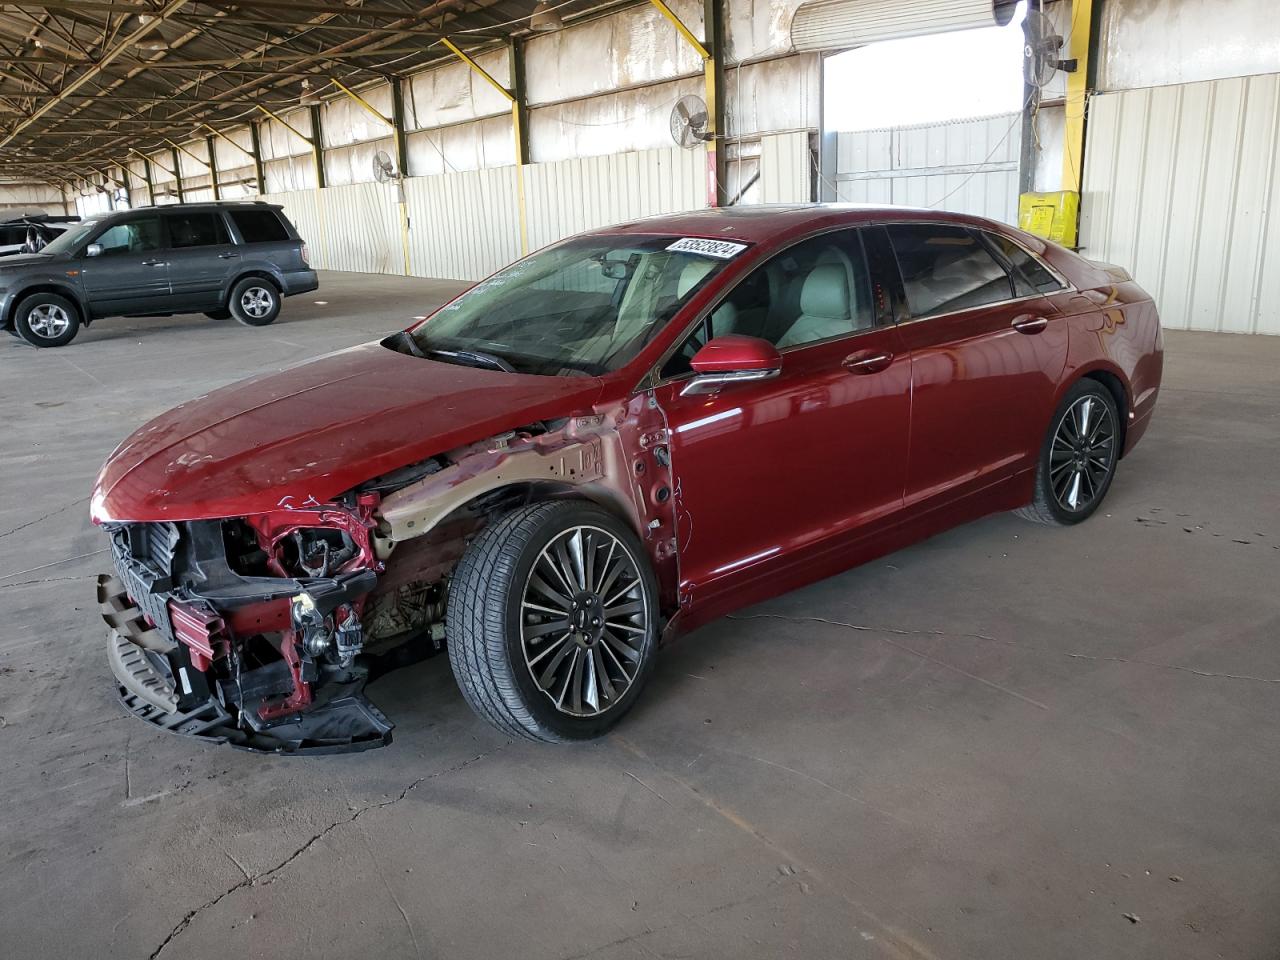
[0,213,79,224]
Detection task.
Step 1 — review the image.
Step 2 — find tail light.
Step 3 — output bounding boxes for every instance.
[300,242,311,266]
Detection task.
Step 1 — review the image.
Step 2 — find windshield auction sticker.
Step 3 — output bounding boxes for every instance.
[666,237,748,259]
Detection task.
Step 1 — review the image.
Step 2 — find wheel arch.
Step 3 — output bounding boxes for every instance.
[227,270,282,303]
[4,283,86,329]
[1074,364,1130,457]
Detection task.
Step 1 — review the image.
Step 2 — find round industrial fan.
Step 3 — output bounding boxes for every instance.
[669,95,711,148]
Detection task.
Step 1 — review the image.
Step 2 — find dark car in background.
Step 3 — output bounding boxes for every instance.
[0,214,79,257]
[1,201,317,347]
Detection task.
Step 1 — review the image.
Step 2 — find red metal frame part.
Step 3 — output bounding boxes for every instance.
[244,492,382,580]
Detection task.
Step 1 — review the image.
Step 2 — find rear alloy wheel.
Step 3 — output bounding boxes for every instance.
[1016,379,1120,525]
[447,501,659,742]
[228,277,281,327]
[14,292,81,348]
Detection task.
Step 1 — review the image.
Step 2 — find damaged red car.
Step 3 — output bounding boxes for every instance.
[91,206,1163,753]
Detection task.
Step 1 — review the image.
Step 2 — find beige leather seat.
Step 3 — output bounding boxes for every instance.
[776,263,855,348]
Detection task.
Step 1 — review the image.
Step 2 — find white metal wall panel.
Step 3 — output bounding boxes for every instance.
[523,146,704,250]
[405,49,511,130]
[833,113,1020,223]
[1082,74,1280,334]
[404,167,522,281]
[265,188,324,263]
[406,114,515,177]
[317,181,404,275]
[759,132,812,202]
[792,0,993,51]
[322,83,394,148]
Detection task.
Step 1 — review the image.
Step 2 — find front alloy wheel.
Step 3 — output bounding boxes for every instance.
[448,501,659,741]
[14,292,81,347]
[228,277,281,327]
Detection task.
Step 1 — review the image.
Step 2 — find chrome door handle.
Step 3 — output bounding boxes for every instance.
[217,252,237,259]
[842,350,894,374]
[1012,315,1049,334]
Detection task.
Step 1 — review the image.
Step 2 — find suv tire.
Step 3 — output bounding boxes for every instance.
[228,277,281,327]
[14,292,81,348]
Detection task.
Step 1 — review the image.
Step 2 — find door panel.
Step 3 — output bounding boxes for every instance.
[884,223,1068,508]
[163,211,240,310]
[79,215,169,315]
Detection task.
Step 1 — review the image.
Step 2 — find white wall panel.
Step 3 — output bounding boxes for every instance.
[759,132,812,202]
[524,146,704,250]
[405,167,522,281]
[322,83,394,148]
[833,112,1020,223]
[1082,74,1280,334]
[529,77,704,163]
[407,115,514,177]
[405,49,511,130]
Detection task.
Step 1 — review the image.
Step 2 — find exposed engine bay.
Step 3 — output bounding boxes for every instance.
[98,408,675,753]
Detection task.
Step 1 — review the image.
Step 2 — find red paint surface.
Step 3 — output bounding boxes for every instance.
[93,206,1163,631]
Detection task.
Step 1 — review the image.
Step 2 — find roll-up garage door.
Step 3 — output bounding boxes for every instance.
[791,0,1003,52]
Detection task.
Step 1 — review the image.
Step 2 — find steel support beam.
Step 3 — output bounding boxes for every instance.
[171,147,186,202]
[1061,0,1093,195]
[142,156,155,206]
[648,0,724,206]
[249,121,267,195]
[309,105,327,189]
[390,76,412,275]
[207,135,221,200]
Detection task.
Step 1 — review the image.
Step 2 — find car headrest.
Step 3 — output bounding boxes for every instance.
[799,263,850,320]
[677,260,715,298]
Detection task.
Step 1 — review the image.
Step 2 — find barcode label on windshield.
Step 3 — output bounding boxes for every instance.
[666,237,748,259]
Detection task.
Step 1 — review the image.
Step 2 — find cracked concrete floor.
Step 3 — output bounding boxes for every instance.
[2,271,1278,960]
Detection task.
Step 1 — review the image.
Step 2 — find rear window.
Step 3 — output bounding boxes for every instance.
[166,212,229,248]
[229,209,289,243]
[985,233,1065,295]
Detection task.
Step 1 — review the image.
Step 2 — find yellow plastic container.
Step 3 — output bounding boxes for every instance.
[1018,191,1079,248]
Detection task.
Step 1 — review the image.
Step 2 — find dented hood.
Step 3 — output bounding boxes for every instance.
[93,341,603,522]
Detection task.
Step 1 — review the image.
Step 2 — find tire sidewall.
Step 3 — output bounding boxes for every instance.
[499,503,660,740]
[230,278,281,326]
[15,292,80,348]
[1040,380,1120,524]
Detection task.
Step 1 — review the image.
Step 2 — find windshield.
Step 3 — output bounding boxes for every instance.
[406,234,743,376]
[40,219,98,256]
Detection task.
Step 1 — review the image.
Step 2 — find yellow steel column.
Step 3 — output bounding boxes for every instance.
[441,37,528,254]
[1061,0,1094,194]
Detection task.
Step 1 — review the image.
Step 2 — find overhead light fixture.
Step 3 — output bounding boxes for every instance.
[299,79,321,107]
[29,39,48,61]
[529,0,564,32]
[135,37,170,52]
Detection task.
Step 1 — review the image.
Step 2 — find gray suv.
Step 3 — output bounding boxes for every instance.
[1,201,318,347]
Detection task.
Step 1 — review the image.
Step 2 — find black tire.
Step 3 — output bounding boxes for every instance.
[447,500,660,742]
[204,309,231,321]
[14,292,81,348]
[1016,379,1120,526]
[228,277,281,327]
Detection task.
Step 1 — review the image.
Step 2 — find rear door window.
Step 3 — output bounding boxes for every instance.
[886,223,1016,318]
[982,232,1066,295]
[165,212,230,248]
[228,209,289,243]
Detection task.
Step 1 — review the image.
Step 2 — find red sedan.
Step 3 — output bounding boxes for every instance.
[92,205,1163,752]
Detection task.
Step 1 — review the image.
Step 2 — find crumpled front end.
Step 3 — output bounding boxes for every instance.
[98,494,441,754]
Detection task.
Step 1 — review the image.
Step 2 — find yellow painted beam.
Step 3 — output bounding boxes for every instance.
[330,77,395,128]
[201,122,257,160]
[440,37,515,103]
[1061,0,1093,193]
[255,104,313,145]
[164,137,208,169]
[130,147,177,180]
[647,0,711,60]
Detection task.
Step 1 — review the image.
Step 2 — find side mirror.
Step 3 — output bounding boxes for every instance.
[85,243,103,258]
[681,335,782,396]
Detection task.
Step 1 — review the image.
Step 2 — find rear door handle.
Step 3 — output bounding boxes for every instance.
[217,252,237,259]
[1012,315,1049,334]
[140,258,166,267]
[842,349,894,374]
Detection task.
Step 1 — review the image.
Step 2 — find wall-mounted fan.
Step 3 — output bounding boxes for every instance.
[372,149,400,183]
[669,95,712,148]
[1023,10,1075,88]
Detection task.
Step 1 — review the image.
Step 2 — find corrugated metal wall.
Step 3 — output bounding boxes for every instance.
[263,142,807,282]
[1082,74,1280,335]
[831,112,1020,224]
[792,0,993,51]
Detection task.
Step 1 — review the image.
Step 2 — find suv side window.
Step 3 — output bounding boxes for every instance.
[886,223,1015,318]
[661,229,876,378]
[166,212,229,248]
[93,217,162,256]
[982,232,1065,296]
[228,209,289,243]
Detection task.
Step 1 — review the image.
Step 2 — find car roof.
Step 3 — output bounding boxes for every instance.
[96,201,282,218]
[590,203,1017,244]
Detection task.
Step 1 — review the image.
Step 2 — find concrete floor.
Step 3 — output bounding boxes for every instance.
[1,270,1277,960]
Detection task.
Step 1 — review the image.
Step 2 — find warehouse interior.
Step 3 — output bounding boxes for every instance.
[1,1,1278,958]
